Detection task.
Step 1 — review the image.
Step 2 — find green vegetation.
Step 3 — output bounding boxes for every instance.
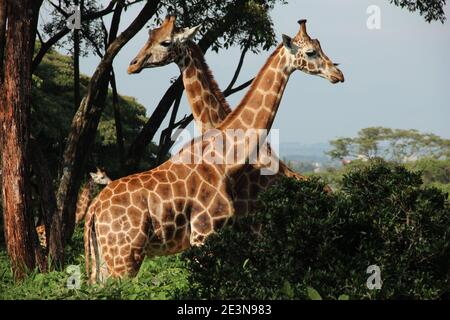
[182,160,450,299]
[1,160,449,299]
[31,45,159,178]
[0,225,189,300]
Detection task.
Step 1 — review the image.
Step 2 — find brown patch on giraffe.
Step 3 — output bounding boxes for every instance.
[308,62,315,70]
[98,224,109,235]
[194,212,211,233]
[247,93,263,110]
[172,180,187,197]
[261,70,275,91]
[241,109,255,126]
[113,182,127,194]
[109,205,125,219]
[200,112,209,125]
[122,219,131,231]
[192,100,203,115]
[120,245,131,256]
[174,198,185,212]
[144,178,158,191]
[117,232,126,244]
[173,164,190,180]
[210,111,219,124]
[111,193,131,207]
[209,194,228,216]
[156,183,172,199]
[186,172,201,197]
[279,55,286,67]
[99,188,113,200]
[264,93,277,108]
[134,232,147,247]
[231,118,244,129]
[198,182,215,206]
[127,178,143,192]
[162,204,175,223]
[190,81,202,97]
[128,206,142,227]
[131,191,146,209]
[101,200,111,211]
[107,233,117,247]
[167,170,177,183]
[111,220,121,232]
[152,171,168,183]
[185,65,196,78]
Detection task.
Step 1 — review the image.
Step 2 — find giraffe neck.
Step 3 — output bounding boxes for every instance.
[176,41,231,132]
[217,44,293,173]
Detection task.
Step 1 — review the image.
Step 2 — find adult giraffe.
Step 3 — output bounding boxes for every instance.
[127,16,324,216]
[85,19,344,282]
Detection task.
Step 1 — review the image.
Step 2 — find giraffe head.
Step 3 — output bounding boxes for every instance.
[127,16,200,74]
[282,19,344,83]
[89,168,112,185]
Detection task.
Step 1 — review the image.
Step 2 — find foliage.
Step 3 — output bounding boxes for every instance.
[328,127,450,162]
[41,0,106,56]
[182,160,450,299]
[389,0,447,23]
[31,45,159,178]
[0,225,189,300]
[156,0,286,53]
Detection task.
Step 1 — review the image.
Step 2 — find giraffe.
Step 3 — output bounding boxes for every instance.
[35,168,111,249]
[85,19,344,282]
[127,16,321,217]
[75,168,112,224]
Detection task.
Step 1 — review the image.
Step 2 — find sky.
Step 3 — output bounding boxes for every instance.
[42,0,450,147]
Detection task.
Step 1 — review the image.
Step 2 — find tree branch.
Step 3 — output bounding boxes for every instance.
[224,33,252,92]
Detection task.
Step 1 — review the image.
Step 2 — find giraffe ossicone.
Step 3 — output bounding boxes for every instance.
[85,18,344,283]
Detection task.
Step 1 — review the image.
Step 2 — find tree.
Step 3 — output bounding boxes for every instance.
[328,127,450,162]
[389,0,447,22]
[0,0,46,279]
[56,0,160,243]
[125,0,281,172]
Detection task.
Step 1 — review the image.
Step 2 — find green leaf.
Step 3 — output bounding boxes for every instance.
[338,294,349,300]
[307,287,322,300]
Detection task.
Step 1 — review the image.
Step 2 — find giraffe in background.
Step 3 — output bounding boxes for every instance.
[36,168,111,248]
[85,19,344,282]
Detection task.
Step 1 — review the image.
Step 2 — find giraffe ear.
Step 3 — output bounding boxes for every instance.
[282,34,298,53]
[174,25,201,43]
[89,172,97,179]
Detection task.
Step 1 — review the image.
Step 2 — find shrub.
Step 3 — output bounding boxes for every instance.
[182,160,450,299]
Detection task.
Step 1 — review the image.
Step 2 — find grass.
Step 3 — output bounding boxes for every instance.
[0,225,190,300]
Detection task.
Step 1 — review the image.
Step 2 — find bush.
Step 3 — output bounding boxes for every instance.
[0,225,190,300]
[182,160,450,299]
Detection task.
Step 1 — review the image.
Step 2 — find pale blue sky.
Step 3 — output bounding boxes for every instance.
[57,0,449,145]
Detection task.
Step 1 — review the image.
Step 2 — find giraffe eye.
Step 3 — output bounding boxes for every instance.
[306,50,316,57]
[160,40,171,47]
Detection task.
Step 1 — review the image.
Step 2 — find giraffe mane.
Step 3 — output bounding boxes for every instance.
[187,41,232,115]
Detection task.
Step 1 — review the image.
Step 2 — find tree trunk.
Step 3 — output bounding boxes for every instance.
[29,137,64,266]
[55,0,160,243]
[0,0,45,279]
[73,32,80,111]
[110,69,125,172]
